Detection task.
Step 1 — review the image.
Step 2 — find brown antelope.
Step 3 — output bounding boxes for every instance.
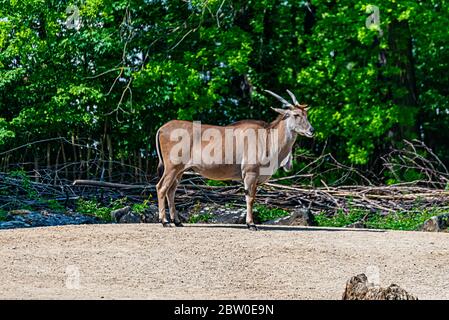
[155,89,314,230]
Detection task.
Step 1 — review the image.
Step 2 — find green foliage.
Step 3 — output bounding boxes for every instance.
[0,0,448,181]
[224,202,237,209]
[8,169,38,199]
[314,209,366,228]
[0,209,8,221]
[188,212,213,223]
[385,168,425,186]
[131,199,149,215]
[46,199,65,212]
[315,208,440,231]
[76,198,126,222]
[365,210,437,231]
[205,180,228,187]
[76,197,146,221]
[253,204,290,223]
[0,118,14,145]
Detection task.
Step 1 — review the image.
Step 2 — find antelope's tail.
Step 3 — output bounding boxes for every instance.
[155,128,164,179]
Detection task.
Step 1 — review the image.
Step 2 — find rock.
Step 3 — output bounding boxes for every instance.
[264,208,316,226]
[211,208,246,224]
[342,274,417,300]
[186,203,246,224]
[9,214,27,222]
[111,206,131,223]
[177,212,189,223]
[4,209,100,229]
[0,221,31,229]
[264,214,291,225]
[290,208,316,226]
[141,205,159,223]
[119,212,141,224]
[420,213,449,232]
[345,220,366,228]
[112,205,160,224]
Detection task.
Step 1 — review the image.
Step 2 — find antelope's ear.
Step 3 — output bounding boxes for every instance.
[271,107,288,115]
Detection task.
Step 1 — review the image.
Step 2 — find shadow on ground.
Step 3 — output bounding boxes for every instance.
[184,223,386,233]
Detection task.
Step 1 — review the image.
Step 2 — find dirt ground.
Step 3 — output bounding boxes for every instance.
[0,223,448,299]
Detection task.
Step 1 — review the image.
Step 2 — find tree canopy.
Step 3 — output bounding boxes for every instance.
[1,0,448,183]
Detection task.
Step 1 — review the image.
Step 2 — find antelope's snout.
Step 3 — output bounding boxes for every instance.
[306,126,315,138]
[296,126,315,138]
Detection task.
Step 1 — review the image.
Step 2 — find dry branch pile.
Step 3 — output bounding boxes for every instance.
[66,177,449,217]
[260,183,449,215]
[2,167,449,217]
[1,140,449,217]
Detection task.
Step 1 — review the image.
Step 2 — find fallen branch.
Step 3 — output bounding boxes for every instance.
[72,179,152,190]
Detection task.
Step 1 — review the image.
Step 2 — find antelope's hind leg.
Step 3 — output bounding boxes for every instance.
[166,172,184,227]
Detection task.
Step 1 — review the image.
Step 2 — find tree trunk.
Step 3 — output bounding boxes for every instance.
[134,150,139,182]
[304,1,316,35]
[46,143,51,170]
[100,121,107,181]
[71,132,78,181]
[86,136,91,179]
[145,147,150,179]
[120,155,125,183]
[54,144,61,185]
[59,140,68,179]
[34,154,39,182]
[77,130,83,180]
[387,19,419,142]
[106,134,113,182]
[138,150,143,183]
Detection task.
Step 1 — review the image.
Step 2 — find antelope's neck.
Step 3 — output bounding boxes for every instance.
[273,118,297,159]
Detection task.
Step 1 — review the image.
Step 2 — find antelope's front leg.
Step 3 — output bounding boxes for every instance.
[167,175,183,227]
[243,172,258,231]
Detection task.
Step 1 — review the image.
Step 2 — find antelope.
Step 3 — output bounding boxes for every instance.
[155,89,314,230]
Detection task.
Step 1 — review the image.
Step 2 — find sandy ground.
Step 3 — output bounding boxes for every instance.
[0,223,448,300]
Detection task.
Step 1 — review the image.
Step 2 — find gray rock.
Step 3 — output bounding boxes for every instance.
[420,213,449,232]
[9,214,27,222]
[185,203,246,224]
[177,212,189,223]
[0,221,31,229]
[141,205,159,223]
[264,208,316,226]
[289,208,317,226]
[3,209,100,229]
[345,220,366,229]
[210,206,246,224]
[119,212,141,224]
[111,206,131,223]
[263,214,292,225]
[211,209,246,224]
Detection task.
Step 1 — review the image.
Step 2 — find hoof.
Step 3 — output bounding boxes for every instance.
[162,222,172,227]
[174,221,184,227]
[247,223,258,231]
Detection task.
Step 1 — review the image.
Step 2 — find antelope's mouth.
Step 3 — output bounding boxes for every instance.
[299,131,314,138]
[305,132,314,138]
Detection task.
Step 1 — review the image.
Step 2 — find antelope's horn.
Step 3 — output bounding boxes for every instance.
[286,89,299,106]
[264,90,291,107]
